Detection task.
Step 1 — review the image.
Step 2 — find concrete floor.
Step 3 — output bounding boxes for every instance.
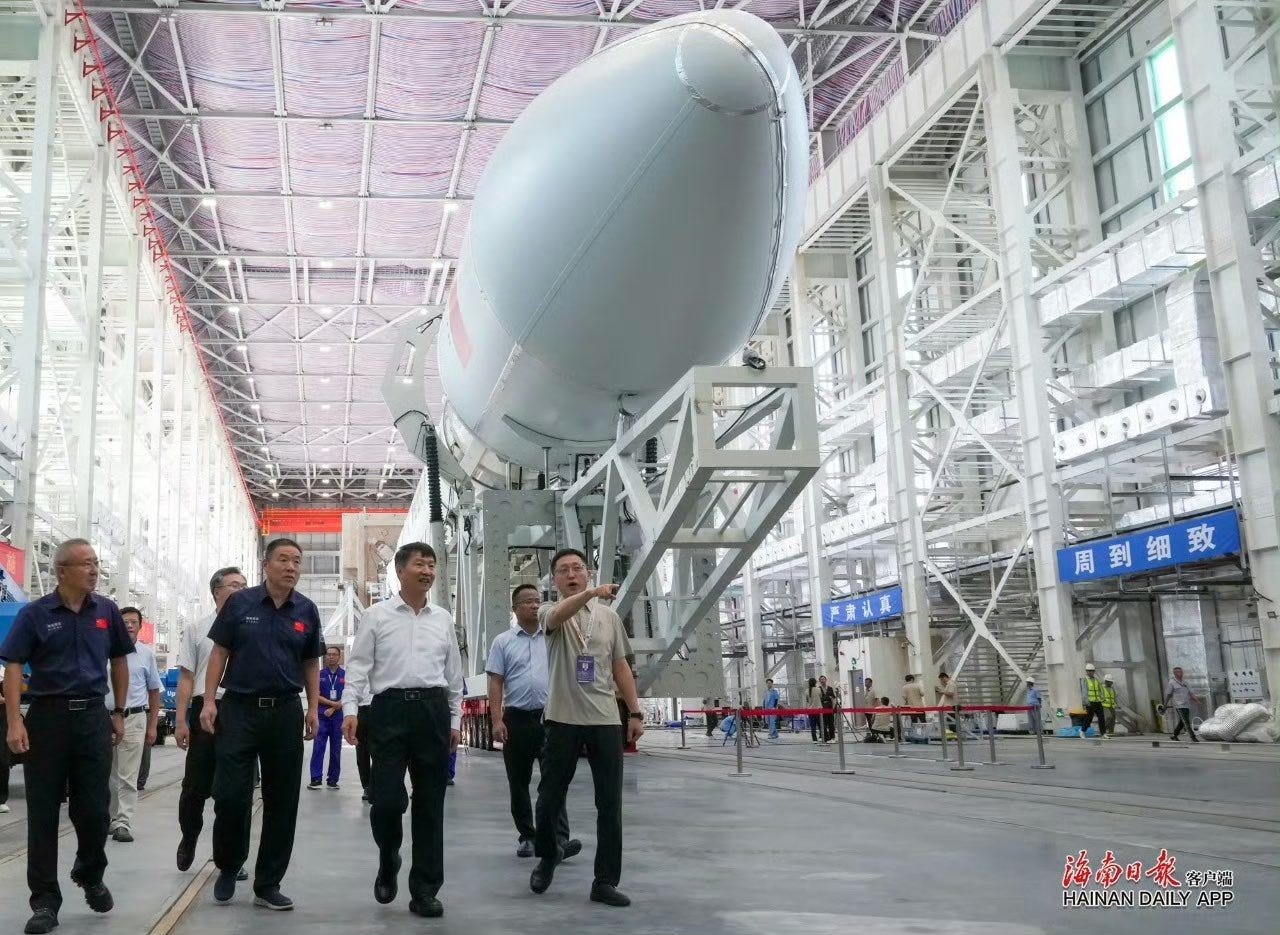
[0,730,1275,935]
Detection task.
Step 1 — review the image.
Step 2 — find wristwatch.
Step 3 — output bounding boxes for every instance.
[628,711,643,720]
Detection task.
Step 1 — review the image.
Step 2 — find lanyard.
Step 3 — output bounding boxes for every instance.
[570,609,595,652]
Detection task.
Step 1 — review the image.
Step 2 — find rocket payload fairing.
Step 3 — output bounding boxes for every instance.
[437,9,809,473]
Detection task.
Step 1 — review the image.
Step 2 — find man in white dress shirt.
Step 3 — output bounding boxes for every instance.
[173,566,248,877]
[343,542,462,920]
[106,607,161,843]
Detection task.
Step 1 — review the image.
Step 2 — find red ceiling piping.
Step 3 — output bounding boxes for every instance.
[66,0,260,522]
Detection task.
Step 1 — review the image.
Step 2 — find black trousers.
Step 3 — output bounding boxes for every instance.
[502,708,569,844]
[211,696,303,894]
[1171,707,1198,741]
[367,689,450,901]
[356,704,372,791]
[534,721,624,887]
[23,698,112,912]
[138,739,151,789]
[178,699,216,841]
[822,712,835,741]
[0,736,10,804]
[1081,701,1107,735]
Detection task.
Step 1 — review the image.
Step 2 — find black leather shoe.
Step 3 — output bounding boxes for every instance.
[559,839,583,862]
[236,867,249,882]
[409,897,443,918]
[176,837,196,871]
[590,882,631,907]
[516,838,534,858]
[374,854,401,904]
[23,908,58,934]
[253,888,294,911]
[69,868,112,913]
[213,870,237,904]
[112,827,133,843]
[530,860,555,894]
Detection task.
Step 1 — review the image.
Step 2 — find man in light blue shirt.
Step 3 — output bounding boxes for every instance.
[106,607,161,842]
[762,679,781,739]
[486,585,576,860]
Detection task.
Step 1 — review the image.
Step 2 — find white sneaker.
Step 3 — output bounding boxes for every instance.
[0,803,9,813]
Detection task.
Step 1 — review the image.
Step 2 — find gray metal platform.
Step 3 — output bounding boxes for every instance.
[0,735,1274,935]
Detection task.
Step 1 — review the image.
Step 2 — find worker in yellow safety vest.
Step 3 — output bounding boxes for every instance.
[1080,663,1109,739]
[1101,675,1118,736]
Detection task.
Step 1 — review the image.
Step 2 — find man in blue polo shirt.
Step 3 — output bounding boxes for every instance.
[2,538,133,935]
[199,538,323,911]
[308,645,345,790]
[487,584,576,859]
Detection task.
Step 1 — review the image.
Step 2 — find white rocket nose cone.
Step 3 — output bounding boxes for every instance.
[677,26,773,114]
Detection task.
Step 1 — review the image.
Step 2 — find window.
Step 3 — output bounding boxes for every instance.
[1146,41,1194,200]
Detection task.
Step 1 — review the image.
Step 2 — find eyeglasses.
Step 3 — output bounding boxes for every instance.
[59,559,100,569]
[216,581,246,592]
[554,564,590,575]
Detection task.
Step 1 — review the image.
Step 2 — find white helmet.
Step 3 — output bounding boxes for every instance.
[1085,663,1096,671]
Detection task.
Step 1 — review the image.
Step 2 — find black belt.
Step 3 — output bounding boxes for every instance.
[31,696,104,711]
[504,707,545,718]
[121,706,149,716]
[223,691,299,708]
[377,687,447,702]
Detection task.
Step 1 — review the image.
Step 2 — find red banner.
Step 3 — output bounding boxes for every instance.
[0,541,25,584]
[259,508,407,535]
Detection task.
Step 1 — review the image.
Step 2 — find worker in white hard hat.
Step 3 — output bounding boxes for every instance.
[1025,678,1043,736]
[1101,675,1118,736]
[1080,663,1108,739]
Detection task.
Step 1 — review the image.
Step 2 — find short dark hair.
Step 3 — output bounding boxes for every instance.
[550,548,587,574]
[511,583,539,606]
[120,606,143,622]
[209,566,242,598]
[264,538,302,561]
[880,696,890,705]
[765,678,774,685]
[938,670,949,679]
[325,645,340,655]
[905,674,915,682]
[394,542,436,572]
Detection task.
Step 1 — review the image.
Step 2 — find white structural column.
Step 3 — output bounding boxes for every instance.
[980,52,1082,723]
[740,566,766,703]
[115,239,142,596]
[789,258,835,676]
[74,152,110,534]
[7,14,58,572]
[868,167,931,678]
[1170,0,1280,698]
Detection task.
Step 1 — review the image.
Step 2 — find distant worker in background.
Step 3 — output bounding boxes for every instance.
[2,538,132,935]
[1079,663,1107,738]
[1163,666,1199,743]
[107,606,161,843]
[487,583,577,860]
[864,697,894,742]
[902,674,926,724]
[529,548,644,908]
[342,542,462,919]
[762,679,781,740]
[704,698,720,737]
[1101,674,1118,737]
[805,678,822,742]
[936,671,958,731]
[174,565,248,879]
[818,675,837,743]
[200,537,323,911]
[309,646,345,790]
[1025,678,1043,735]
[861,677,876,730]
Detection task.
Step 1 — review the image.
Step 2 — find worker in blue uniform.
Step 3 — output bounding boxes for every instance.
[762,679,781,739]
[200,538,323,911]
[1,538,133,935]
[309,646,345,789]
[1025,678,1043,735]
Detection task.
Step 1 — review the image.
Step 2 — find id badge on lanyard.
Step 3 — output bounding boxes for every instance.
[575,613,596,686]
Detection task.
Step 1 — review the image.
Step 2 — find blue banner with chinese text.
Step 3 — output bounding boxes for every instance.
[822,585,903,629]
[1057,510,1241,584]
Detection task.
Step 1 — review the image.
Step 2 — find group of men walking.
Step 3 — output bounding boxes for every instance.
[2,537,645,934]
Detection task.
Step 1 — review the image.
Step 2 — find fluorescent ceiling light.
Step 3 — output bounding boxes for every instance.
[228,305,241,314]
[201,197,217,208]
[442,202,458,214]
[318,260,334,269]
[318,199,333,209]
[216,257,231,268]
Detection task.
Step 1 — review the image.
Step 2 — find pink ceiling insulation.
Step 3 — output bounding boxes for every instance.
[80,0,975,503]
